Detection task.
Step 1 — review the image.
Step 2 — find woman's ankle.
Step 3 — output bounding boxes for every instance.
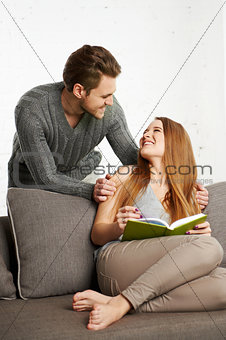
[109,294,132,314]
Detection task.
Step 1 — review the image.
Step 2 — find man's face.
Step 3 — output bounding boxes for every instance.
[80,75,116,119]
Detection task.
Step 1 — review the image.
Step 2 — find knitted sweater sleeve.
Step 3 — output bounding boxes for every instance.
[106,98,139,165]
[15,106,95,199]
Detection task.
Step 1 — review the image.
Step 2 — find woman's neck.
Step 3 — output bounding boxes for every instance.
[149,160,167,188]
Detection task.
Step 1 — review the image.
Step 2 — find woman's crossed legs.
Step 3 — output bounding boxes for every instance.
[73,235,226,330]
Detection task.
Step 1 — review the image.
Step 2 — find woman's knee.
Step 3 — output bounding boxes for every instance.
[195,236,224,267]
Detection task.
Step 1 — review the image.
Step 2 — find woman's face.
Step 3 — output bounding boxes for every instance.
[139,119,165,162]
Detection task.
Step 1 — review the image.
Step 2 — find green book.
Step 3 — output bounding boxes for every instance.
[121,213,207,241]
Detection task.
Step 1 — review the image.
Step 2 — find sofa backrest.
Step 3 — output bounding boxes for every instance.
[6,188,98,299]
[0,181,226,295]
[203,182,226,267]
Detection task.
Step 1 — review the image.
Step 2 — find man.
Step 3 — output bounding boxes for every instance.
[8,45,138,202]
[8,45,208,207]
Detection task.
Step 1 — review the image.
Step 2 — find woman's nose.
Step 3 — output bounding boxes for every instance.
[144,131,151,138]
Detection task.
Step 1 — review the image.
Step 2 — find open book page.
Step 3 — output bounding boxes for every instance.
[169,213,206,230]
[136,213,206,230]
[138,217,169,228]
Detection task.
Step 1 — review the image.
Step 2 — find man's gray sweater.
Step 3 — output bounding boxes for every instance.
[8,82,138,199]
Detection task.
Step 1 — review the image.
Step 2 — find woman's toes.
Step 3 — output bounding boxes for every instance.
[73,292,81,302]
[87,323,95,330]
[87,322,106,331]
[87,321,103,330]
[89,317,100,324]
[73,300,84,306]
[87,324,95,330]
[91,306,100,315]
[90,313,99,321]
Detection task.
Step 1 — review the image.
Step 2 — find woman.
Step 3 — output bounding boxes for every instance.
[72,117,226,330]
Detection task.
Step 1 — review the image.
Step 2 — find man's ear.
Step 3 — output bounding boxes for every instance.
[72,83,86,99]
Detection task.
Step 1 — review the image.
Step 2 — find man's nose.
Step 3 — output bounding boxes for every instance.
[105,95,113,106]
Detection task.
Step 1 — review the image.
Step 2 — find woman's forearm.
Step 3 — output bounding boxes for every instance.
[91,221,122,246]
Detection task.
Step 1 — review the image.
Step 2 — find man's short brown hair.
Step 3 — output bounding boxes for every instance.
[63,45,121,93]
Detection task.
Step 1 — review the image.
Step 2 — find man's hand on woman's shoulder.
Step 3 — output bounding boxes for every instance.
[196,183,209,210]
[93,166,132,203]
[93,174,116,203]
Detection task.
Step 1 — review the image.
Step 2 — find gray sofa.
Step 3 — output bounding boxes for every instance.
[0,182,226,340]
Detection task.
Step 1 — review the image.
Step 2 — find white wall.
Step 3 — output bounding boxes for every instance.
[1,0,226,215]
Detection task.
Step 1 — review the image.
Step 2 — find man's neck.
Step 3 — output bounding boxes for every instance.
[61,88,84,128]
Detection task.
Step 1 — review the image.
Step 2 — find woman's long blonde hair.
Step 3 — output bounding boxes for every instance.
[112,117,201,223]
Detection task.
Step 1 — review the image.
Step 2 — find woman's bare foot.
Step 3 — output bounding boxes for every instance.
[72,289,112,311]
[87,294,132,330]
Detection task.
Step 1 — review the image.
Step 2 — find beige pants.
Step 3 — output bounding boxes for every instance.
[96,235,226,312]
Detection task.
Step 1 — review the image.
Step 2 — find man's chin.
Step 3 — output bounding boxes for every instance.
[81,106,105,119]
[94,114,104,120]
[92,110,105,119]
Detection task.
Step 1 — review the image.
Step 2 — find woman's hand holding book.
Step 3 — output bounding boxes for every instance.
[186,221,211,236]
[116,206,142,234]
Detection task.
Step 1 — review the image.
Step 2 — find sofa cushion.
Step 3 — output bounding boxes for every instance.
[0,294,226,339]
[7,188,97,299]
[0,217,17,299]
[204,182,226,267]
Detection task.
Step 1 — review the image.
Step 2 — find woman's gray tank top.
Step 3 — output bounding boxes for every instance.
[134,184,170,222]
